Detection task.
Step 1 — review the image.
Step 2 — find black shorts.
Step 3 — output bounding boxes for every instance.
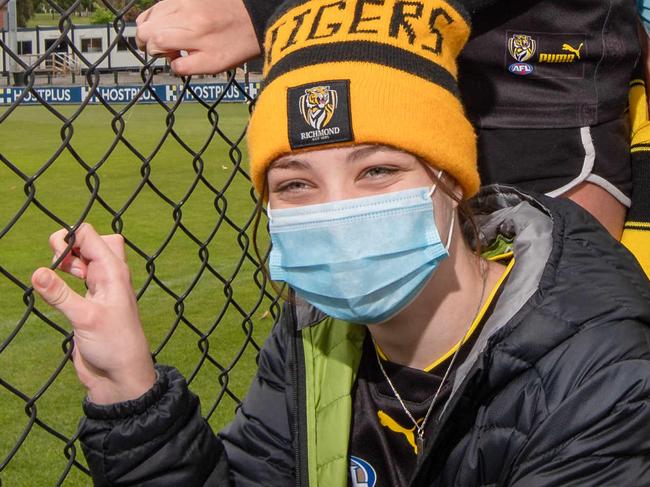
[476,117,633,207]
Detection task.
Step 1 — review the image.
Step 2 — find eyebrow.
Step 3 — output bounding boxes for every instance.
[269,159,311,171]
[346,145,394,162]
[269,145,401,171]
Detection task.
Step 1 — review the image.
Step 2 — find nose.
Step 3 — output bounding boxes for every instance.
[322,183,361,204]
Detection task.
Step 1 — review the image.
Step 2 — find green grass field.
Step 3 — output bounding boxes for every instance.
[27,13,89,27]
[0,102,277,485]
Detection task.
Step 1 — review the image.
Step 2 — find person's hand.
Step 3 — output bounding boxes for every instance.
[31,223,156,405]
[135,0,261,76]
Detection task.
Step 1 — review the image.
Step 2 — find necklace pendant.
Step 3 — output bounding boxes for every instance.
[416,435,425,457]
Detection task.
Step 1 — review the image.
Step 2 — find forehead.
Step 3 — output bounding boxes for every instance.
[269,145,421,170]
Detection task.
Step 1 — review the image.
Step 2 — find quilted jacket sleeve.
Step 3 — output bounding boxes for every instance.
[506,319,650,486]
[218,314,297,486]
[79,316,296,486]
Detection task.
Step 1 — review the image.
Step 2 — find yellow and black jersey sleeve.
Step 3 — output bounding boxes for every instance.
[623,77,650,278]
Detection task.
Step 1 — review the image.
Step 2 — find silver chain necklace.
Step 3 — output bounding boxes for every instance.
[372,264,488,458]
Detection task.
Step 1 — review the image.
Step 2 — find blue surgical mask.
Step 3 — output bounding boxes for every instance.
[268,184,454,324]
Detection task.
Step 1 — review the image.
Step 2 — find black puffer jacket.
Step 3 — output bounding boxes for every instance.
[79,187,650,486]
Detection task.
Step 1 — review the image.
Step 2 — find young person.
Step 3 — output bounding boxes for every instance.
[33,0,650,485]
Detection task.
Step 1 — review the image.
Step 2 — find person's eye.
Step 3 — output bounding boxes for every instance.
[274,180,311,193]
[361,166,399,179]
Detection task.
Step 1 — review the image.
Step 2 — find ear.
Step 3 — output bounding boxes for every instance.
[440,173,463,208]
[450,180,464,205]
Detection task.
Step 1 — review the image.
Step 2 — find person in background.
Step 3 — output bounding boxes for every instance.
[458,0,650,278]
[32,0,650,484]
[134,0,650,278]
[458,0,638,239]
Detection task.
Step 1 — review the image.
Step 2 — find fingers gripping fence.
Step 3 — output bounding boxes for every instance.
[0,2,280,484]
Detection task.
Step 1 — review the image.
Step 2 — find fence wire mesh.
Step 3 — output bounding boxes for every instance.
[0,1,280,484]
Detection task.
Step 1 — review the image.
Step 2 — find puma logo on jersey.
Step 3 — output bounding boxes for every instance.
[561,42,583,59]
[377,410,421,455]
[539,42,584,63]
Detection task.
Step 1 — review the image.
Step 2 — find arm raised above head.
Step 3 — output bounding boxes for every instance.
[135,0,273,76]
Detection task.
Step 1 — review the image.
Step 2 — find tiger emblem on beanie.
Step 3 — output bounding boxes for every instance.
[299,86,338,130]
[508,34,537,63]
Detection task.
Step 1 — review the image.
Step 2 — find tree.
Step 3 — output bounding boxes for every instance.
[90,2,114,23]
[17,0,35,27]
[53,0,80,13]
[33,0,47,14]
[119,0,158,22]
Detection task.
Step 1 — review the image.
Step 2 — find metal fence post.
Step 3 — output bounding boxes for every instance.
[7,0,19,85]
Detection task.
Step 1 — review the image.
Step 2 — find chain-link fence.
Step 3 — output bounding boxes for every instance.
[0,1,280,484]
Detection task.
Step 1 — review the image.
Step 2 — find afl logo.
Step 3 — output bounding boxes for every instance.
[507,33,536,76]
[508,63,533,75]
[350,456,377,487]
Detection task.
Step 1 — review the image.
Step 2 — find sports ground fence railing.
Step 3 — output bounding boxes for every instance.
[0,0,282,484]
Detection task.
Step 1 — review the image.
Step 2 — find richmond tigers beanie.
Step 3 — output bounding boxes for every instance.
[247,0,480,199]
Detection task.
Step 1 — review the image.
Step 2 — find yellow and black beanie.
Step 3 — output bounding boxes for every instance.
[247,0,480,198]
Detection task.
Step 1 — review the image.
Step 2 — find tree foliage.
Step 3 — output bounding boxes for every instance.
[15,0,158,26]
[17,0,35,27]
[90,3,114,22]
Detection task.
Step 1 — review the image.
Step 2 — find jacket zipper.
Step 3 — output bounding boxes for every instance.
[289,296,309,487]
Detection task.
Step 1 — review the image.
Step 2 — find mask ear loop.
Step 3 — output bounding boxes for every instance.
[427,169,444,197]
[426,169,455,250]
[267,201,273,223]
[445,209,455,250]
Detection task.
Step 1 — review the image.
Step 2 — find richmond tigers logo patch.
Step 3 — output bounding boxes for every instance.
[288,80,353,149]
[299,86,338,130]
[508,34,536,63]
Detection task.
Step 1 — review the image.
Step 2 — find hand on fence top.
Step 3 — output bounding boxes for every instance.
[31,223,157,406]
[135,0,261,76]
